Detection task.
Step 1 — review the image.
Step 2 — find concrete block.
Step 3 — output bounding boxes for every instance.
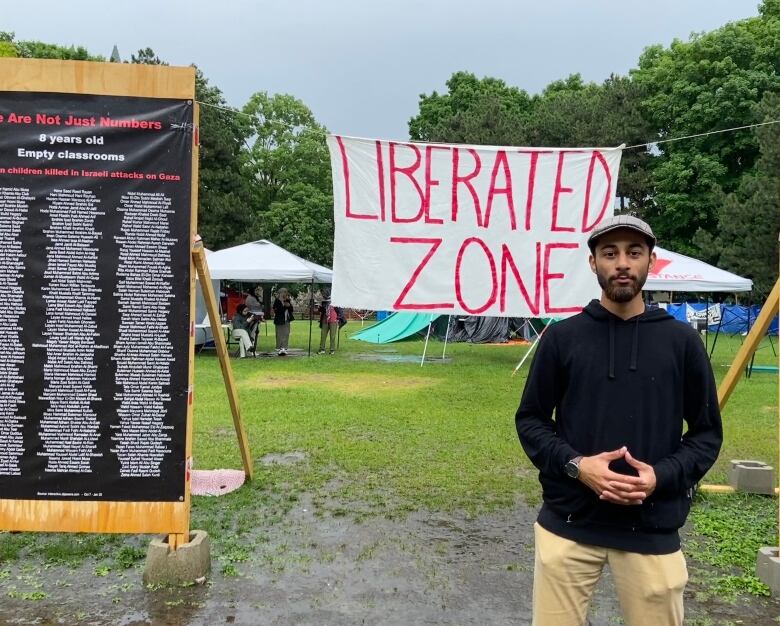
[142,530,210,586]
[757,547,780,597]
[729,459,776,495]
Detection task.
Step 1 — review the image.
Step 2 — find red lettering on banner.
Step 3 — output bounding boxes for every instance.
[518,150,553,231]
[451,148,483,226]
[390,237,455,310]
[551,151,581,232]
[484,150,517,230]
[424,145,449,224]
[582,150,612,232]
[375,140,386,222]
[390,142,424,223]
[455,237,497,314]
[500,242,541,315]
[337,135,377,221]
[543,242,581,314]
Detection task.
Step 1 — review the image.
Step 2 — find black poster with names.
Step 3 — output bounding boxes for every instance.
[0,92,192,502]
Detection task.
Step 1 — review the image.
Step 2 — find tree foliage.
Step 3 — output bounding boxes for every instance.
[194,70,254,250]
[632,4,780,254]
[241,92,333,265]
[409,72,654,212]
[696,93,780,296]
[128,49,254,250]
[0,31,101,61]
[409,71,532,145]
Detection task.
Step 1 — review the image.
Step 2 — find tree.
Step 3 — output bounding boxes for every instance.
[0,31,101,60]
[408,71,533,145]
[0,31,16,58]
[241,92,333,262]
[409,71,654,213]
[696,93,780,296]
[632,3,780,254]
[194,70,253,249]
[257,183,334,266]
[522,74,655,212]
[129,48,254,249]
[131,47,165,65]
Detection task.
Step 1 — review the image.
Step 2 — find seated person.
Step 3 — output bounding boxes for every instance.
[231,304,258,358]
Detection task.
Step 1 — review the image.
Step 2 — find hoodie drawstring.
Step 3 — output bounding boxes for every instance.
[608,316,640,378]
[630,317,640,372]
[608,317,615,379]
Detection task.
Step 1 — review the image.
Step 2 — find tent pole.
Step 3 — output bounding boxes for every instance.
[512,323,551,376]
[307,280,314,357]
[421,315,433,367]
[442,315,451,360]
[705,292,709,353]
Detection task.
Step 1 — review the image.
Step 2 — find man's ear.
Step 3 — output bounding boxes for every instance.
[649,250,657,272]
[588,254,597,274]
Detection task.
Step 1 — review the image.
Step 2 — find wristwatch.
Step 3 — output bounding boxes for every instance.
[564,456,583,479]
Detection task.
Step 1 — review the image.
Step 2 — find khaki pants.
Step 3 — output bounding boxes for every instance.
[533,523,687,626]
[320,322,338,352]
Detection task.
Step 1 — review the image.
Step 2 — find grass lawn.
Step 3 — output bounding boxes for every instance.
[0,319,777,601]
[195,323,777,501]
[191,321,778,596]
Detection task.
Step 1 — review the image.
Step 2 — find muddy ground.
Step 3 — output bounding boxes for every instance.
[1,494,779,626]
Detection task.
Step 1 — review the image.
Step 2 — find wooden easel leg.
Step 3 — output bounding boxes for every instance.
[717,277,780,410]
[192,243,253,480]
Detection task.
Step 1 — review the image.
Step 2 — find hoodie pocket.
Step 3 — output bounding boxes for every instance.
[541,477,596,522]
[641,491,692,531]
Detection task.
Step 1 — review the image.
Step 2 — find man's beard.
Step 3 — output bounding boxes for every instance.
[596,267,649,303]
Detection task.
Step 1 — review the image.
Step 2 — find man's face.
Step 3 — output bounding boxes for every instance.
[589,229,656,304]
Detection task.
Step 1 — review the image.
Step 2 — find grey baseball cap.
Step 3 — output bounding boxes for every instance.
[587,215,656,252]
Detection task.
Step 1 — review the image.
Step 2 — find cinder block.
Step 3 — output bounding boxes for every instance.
[142,530,210,586]
[757,547,780,597]
[729,460,776,495]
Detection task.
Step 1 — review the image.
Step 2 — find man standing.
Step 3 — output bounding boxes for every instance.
[515,215,722,626]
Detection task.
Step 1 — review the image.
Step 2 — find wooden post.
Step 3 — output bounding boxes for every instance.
[192,243,253,480]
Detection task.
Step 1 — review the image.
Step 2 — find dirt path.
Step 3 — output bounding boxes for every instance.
[1,496,778,625]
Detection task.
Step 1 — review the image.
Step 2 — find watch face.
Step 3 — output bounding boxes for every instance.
[564,460,579,478]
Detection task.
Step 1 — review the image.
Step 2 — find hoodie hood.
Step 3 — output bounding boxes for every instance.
[583,300,673,379]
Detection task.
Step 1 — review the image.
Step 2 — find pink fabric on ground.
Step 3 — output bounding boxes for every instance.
[191,469,246,496]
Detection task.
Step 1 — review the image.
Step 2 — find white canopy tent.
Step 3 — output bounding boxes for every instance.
[644,245,752,293]
[207,240,333,283]
[202,240,333,355]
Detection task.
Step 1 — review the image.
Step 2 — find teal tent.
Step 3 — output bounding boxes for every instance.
[351,312,440,344]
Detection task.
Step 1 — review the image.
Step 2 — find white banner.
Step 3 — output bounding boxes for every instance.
[327,136,623,318]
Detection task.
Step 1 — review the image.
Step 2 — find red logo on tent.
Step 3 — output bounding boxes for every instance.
[650,257,672,276]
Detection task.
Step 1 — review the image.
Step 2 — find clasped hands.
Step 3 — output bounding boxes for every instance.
[577,446,656,505]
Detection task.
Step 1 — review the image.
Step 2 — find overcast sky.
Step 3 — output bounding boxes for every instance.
[3,1,760,140]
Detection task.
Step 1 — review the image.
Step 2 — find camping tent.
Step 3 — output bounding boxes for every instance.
[645,246,752,292]
[206,240,333,282]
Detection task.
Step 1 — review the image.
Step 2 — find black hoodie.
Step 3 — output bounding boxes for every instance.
[515,300,722,554]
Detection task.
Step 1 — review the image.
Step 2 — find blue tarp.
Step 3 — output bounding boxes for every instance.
[666,303,778,335]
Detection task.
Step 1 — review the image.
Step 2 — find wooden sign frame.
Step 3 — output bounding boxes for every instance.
[0,58,198,537]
